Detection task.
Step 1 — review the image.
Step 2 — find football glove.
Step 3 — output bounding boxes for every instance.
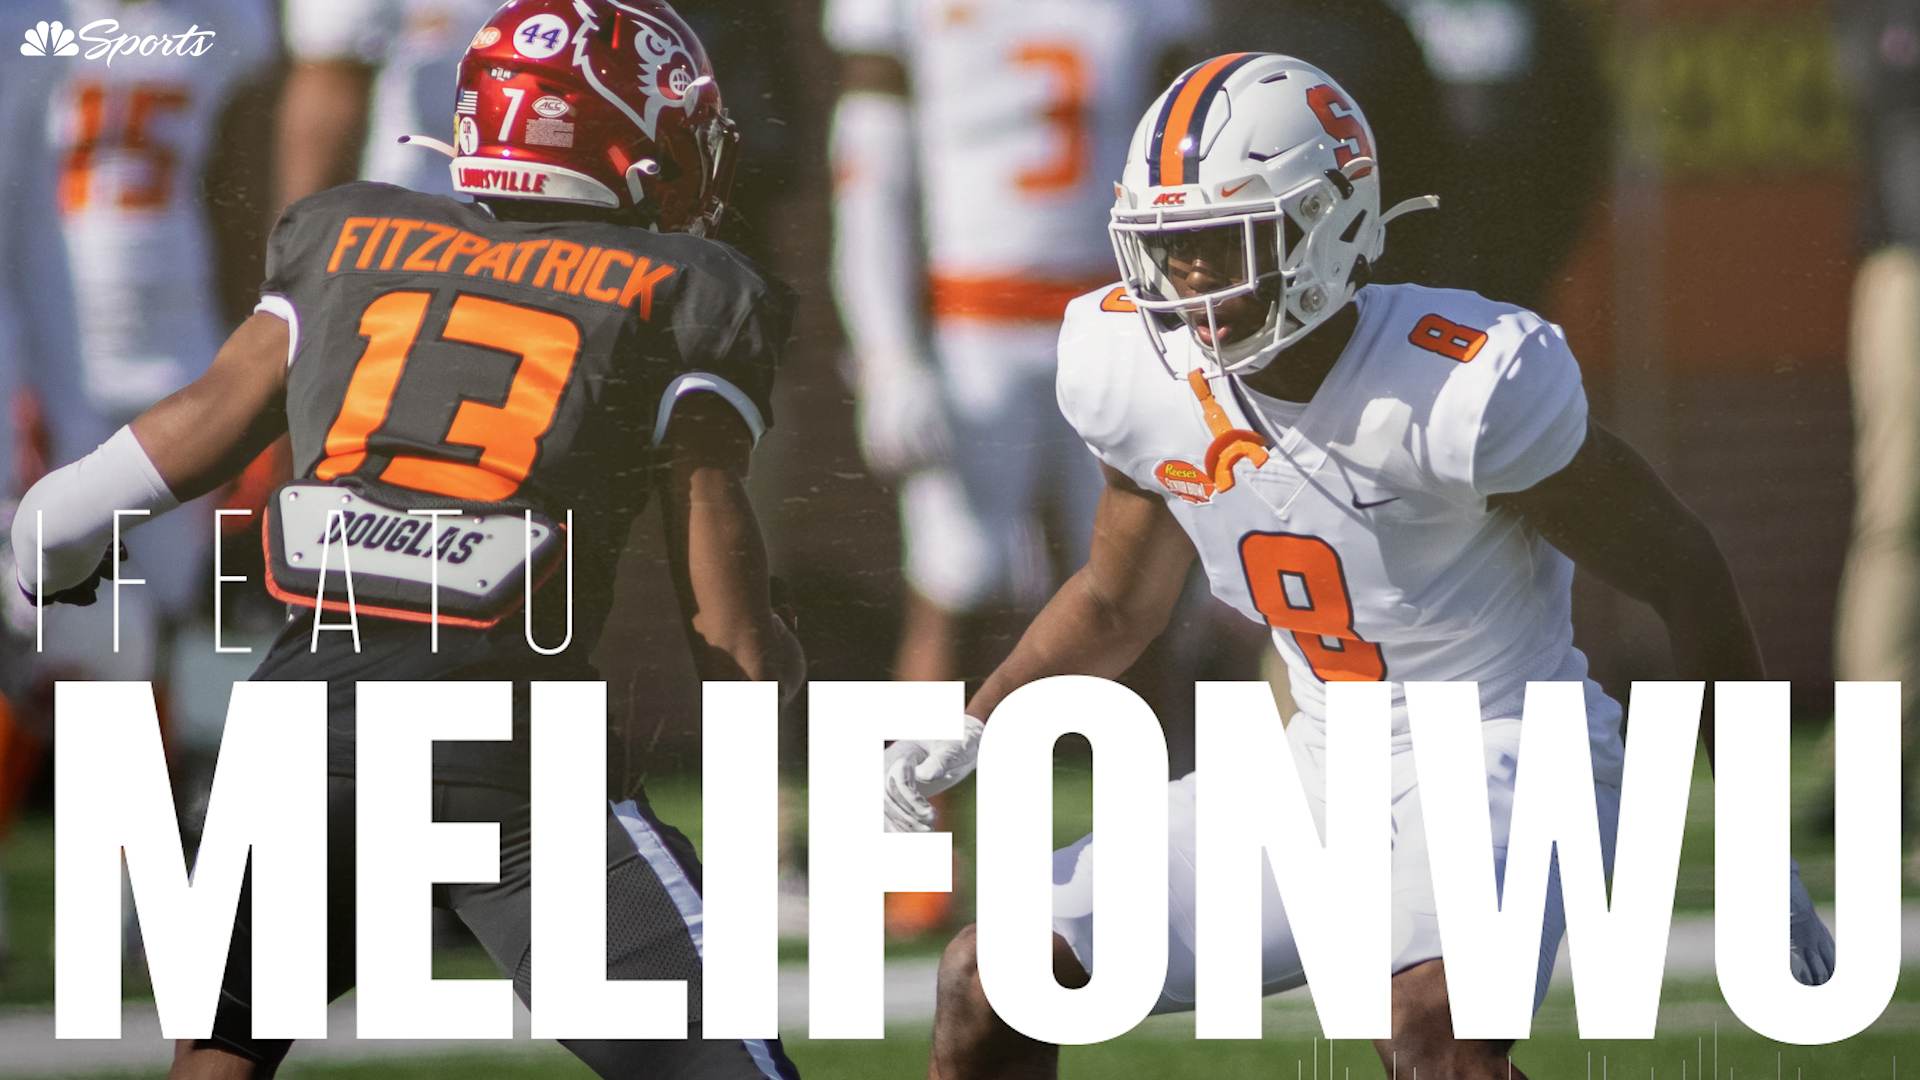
[1787,858,1836,986]
[16,542,122,609]
[881,714,986,833]
[856,360,951,477]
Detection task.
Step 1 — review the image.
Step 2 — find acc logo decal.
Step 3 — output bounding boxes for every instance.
[470,26,501,49]
[1152,191,1186,206]
[513,13,568,59]
[1155,459,1215,504]
[532,94,569,118]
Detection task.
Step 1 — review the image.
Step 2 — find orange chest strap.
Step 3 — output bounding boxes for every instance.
[1186,369,1269,494]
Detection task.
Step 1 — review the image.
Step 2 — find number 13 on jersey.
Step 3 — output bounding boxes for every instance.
[1239,532,1386,682]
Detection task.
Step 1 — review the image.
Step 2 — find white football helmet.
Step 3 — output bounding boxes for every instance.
[1110,53,1438,376]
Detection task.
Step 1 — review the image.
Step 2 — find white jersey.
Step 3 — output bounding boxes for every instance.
[1059,282,1622,769]
[825,0,1203,299]
[285,0,499,195]
[47,0,274,421]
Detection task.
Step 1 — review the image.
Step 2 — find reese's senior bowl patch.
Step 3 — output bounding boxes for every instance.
[1155,459,1214,504]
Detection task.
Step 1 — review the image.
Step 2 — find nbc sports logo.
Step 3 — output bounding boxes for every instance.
[20,20,77,56]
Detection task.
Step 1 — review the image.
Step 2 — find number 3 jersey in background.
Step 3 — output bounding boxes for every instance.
[825,0,1204,301]
[250,183,793,781]
[49,0,275,425]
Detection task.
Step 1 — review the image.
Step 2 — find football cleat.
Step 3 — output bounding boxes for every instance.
[1109,53,1438,377]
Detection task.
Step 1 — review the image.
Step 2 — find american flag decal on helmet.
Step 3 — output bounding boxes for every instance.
[456,89,480,115]
[1147,53,1255,188]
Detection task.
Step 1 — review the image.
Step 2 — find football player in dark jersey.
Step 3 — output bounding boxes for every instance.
[12,2,803,1077]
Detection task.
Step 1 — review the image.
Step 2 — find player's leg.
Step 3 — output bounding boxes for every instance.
[171,775,357,1079]
[927,772,1309,1080]
[1373,959,1525,1079]
[1369,709,1623,1079]
[442,782,800,1079]
[1833,244,1920,876]
[927,925,1086,1080]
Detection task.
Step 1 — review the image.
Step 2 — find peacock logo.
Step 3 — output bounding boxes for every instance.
[20,20,78,56]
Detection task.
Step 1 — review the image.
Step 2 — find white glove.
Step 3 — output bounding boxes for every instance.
[1786,858,1835,985]
[856,359,951,477]
[881,714,986,833]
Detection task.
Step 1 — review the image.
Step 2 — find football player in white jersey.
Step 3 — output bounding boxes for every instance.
[881,55,1838,1078]
[827,0,1203,935]
[31,0,275,667]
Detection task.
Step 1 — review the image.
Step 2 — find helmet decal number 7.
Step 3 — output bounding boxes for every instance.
[1239,531,1386,682]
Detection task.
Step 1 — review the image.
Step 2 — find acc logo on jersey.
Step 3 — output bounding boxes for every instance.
[1155,459,1215,504]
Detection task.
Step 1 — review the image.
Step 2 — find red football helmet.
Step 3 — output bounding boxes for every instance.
[447,0,737,235]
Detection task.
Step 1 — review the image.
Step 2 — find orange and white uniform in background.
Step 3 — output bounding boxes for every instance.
[826,0,1204,610]
[33,0,274,670]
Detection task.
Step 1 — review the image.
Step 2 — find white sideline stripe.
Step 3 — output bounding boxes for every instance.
[611,798,784,1080]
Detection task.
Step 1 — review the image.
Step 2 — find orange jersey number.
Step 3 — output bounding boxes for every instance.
[316,291,582,501]
[1239,532,1386,682]
[1408,314,1488,363]
[1012,42,1089,194]
[58,81,191,213]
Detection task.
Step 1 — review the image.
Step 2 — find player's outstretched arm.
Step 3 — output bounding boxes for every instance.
[658,392,805,704]
[967,463,1196,722]
[880,463,1194,830]
[11,313,289,602]
[1490,419,1762,761]
[130,312,293,501]
[1497,419,1838,985]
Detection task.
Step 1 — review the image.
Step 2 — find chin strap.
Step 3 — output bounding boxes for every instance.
[1380,194,1440,225]
[1187,370,1269,494]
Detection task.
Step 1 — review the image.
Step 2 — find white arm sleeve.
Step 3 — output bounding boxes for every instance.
[12,426,178,595]
[829,91,925,377]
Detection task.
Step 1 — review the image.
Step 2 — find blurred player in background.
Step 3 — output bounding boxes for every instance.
[1832,0,1920,882]
[1386,0,1607,310]
[825,0,1203,936]
[0,0,80,976]
[277,0,498,204]
[29,0,277,823]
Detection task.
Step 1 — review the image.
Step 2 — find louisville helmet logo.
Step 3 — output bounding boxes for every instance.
[570,0,698,140]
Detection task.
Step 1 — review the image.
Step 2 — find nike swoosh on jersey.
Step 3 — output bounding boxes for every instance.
[1352,494,1400,510]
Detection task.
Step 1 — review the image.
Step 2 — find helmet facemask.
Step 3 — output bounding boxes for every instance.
[1111,172,1361,377]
